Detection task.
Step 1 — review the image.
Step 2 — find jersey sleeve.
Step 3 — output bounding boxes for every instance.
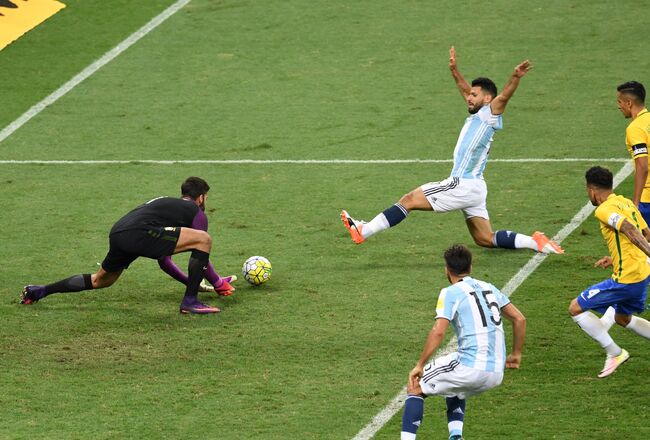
[492,285,511,308]
[435,287,457,321]
[595,204,624,231]
[479,105,503,129]
[627,125,649,157]
[191,209,209,231]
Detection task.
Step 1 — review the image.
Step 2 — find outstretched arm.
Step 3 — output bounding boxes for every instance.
[490,60,532,115]
[501,303,526,369]
[449,46,471,100]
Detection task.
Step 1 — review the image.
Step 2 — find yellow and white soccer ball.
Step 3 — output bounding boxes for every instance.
[242,256,272,285]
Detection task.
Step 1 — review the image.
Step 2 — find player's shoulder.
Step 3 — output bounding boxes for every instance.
[478,105,503,128]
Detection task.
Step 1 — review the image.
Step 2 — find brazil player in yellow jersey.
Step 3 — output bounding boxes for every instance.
[569,166,650,377]
[617,81,650,221]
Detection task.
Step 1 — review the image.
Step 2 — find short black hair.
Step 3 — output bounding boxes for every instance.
[181,176,210,199]
[444,244,472,276]
[471,77,497,97]
[617,81,646,103]
[585,166,613,190]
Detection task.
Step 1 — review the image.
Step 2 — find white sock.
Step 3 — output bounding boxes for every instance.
[600,307,616,330]
[514,233,537,250]
[572,311,621,356]
[625,315,650,340]
[362,213,390,239]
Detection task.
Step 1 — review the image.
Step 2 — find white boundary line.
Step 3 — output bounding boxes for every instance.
[351,161,634,440]
[0,158,629,165]
[0,0,191,145]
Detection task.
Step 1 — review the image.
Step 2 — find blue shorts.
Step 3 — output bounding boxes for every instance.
[638,202,650,226]
[577,277,650,315]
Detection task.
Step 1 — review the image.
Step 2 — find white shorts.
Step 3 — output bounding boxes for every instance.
[419,352,503,399]
[420,177,489,219]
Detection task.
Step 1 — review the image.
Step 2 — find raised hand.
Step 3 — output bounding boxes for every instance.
[513,60,532,78]
[449,46,457,71]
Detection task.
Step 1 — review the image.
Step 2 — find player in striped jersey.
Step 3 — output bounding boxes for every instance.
[400,245,526,440]
[568,166,650,378]
[341,47,563,254]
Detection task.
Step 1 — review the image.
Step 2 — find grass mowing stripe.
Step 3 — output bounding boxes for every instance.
[0,158,629,165]
[351,160,634,440]
[0,0,191,145]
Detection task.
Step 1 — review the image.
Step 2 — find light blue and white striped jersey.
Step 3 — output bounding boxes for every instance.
[435,276,510,372]
[450,105,503,179]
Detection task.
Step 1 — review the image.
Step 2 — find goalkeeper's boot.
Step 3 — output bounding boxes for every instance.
[532,231,564,254]
[340,210,365,244]
[179,299,220,314]
[20,285,46,304]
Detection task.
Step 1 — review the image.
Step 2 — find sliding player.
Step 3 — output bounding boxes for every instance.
[341,47,563,255]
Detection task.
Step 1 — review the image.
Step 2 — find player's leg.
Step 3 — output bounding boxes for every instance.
[158,256,236,295]
[340,188,425,244]
[21,268,123,304]
[20,237,129,305]
[401,373,426,440]
[402,352,468,440]
[465,216,563,254]
[568,280,629,377]
[613,277,650,339]
[341,177,474,244]
[445,396,466,440]
[173,227,220,313]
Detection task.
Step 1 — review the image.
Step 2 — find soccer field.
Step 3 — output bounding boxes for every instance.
[1,1,649,439]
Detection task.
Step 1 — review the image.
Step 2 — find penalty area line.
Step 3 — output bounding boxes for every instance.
[0,158,629,165]
[0,0,191,145]
[350,161,634,440]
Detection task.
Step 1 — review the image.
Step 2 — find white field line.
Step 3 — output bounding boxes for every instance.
[0,158,629,165]
[0,0,191,145]
[351,160,634,440]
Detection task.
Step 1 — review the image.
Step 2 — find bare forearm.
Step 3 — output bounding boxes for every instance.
[621,220,650,257]
[511,318,526,355]
[500,74,523,101]
[633,160,648,205]
[450,68,470,96]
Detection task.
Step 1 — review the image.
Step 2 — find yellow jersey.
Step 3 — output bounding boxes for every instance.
[595,193,650,283]
[626,108,650,202]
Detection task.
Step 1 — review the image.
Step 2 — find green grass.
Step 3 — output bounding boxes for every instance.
[1,0,649,439]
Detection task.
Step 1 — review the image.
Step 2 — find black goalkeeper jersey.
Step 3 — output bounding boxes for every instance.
[110,197,199,234]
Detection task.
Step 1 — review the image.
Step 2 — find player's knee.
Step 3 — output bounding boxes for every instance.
[406,381,423,396]
[196,230,212,249]
[92,273,117,289]
[615,314,631,327]
[472,233,494,248]
[398,192,414,208]
[568,300,582,316]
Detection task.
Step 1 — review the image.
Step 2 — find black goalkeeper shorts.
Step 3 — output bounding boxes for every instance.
[101,226,181,272]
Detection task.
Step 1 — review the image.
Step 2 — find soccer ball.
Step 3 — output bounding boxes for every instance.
[242,256,272,285]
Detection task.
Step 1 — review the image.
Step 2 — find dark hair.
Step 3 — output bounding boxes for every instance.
[181,176,210,199]
[617,81,646,103]
[471,77,497,97]
[444,244,472,276]
[585,166,613,190]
